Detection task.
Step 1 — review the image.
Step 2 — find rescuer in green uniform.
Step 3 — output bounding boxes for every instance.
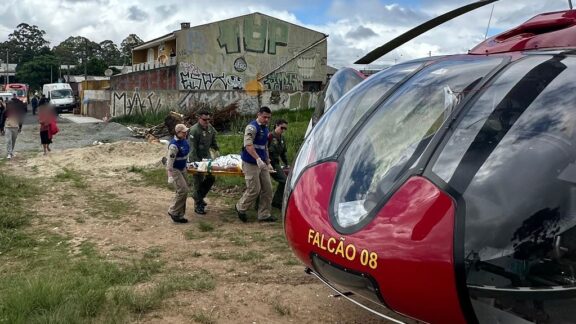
[268,119,289,209]
[188,110,219,215]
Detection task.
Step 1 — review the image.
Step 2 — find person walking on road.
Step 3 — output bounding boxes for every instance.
[268,119,289,209]
[38,105,58,155]
[235,106,275,223]
[1,98,24,159]
[188,110,219,215]
[166,124,191,223]
[39,94,49,106]
[31,93,39,115]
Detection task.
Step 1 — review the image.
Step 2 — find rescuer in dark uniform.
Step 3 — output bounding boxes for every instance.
[268,119,289,209]
[187,110,219,215]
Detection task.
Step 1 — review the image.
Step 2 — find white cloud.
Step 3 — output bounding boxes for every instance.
[0,0,571,68]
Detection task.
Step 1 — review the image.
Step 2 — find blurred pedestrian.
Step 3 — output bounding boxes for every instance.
[38,105,58,155]
[0,98,5,136]
[268,119,289,209]
[166,124,191,223]
[31,93,39,115]
[39,94,49,106]
[2,98,24,159]
[188,110,219,215]
[235,106,275,223]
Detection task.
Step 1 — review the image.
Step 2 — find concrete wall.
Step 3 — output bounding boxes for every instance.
[111,67,177,90]
[108,89,319,117]
[175,13,327,92]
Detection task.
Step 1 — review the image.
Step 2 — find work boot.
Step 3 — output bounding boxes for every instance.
[198,199,207,207]
[258,215,277,223]
[195,204,206,215]
[169,213,189,224]
[235,204,248,223]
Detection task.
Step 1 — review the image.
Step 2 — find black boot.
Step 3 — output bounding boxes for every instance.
[195,204,206,215]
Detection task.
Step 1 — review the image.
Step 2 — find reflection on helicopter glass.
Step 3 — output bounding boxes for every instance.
[432,55,576,323]
[332,57,503,230]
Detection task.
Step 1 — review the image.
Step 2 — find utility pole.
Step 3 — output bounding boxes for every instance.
[5,51,9,86]
[84,38,88,83]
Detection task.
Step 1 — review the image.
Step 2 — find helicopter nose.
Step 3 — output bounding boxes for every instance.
[284,161,466,323]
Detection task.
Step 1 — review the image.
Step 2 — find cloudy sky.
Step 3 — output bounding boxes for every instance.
[0,0,570,68]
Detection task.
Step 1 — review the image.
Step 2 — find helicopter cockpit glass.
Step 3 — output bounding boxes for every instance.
[432,54,576,322]
[290,61,424,189]
[332,57,503,231]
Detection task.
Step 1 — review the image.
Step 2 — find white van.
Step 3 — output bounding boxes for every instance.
[43,83,76,113]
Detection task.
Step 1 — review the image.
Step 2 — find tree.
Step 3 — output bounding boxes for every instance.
[120,34,143,65]
[69,57,108,76]
[15,53,59,89]
[2,23,50,63]
[53,36,100,65]
[97,40,123,65]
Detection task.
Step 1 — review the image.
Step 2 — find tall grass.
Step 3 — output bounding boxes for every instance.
[110,108,173,126]
[0,173,39,254]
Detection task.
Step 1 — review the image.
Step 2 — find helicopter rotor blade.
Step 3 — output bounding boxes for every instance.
[355,0,499,64]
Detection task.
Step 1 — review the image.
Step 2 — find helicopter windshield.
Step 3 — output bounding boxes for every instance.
[291,61,424,188]
[431,54,576,322]
[332,57,503,230]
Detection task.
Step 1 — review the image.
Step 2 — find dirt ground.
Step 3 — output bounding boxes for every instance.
[1,118,403,324]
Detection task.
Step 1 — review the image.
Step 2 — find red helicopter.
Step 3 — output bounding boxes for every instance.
[283,1,576,323]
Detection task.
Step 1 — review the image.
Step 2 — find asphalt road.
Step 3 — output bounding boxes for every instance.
[1,105,142,158]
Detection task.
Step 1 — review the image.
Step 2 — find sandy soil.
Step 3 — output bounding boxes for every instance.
[2,123,405,323]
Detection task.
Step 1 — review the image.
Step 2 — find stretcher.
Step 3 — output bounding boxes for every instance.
[187,167,244,176]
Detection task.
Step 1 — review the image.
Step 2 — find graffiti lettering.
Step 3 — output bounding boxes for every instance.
[217,20,241,54]
[112,91,162,116]
[218,15,289,55]
[179,71,243,91]
[263,72,300,91]
[243,15,266,53]
[179,62,201,75]
[268,20,289,55]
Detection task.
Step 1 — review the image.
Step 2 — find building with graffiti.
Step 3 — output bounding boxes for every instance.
[108,12,327,117]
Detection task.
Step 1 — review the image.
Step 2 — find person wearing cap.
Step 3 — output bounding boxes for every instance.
[187,110,219,215]
[235,106,275,223]
[166,124,191,223]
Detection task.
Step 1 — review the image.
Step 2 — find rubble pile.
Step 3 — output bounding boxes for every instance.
[130,102,241,141]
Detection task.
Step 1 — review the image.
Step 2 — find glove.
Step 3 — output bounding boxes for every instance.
[168,176,175,184]
[256,158,267,169]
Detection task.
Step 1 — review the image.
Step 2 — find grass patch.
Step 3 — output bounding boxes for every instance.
[0,246,166,323]
[0,173,40,254]
[54,168,87,189]
[272,300,291,316]
[127,165,144,173]
[133,168,172,190]
[192,311,216,324]
[111,108,172,126]
[210,250,264,263]
[88,190,132,219]
[184,230,207,240]
[197,221,215,232]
